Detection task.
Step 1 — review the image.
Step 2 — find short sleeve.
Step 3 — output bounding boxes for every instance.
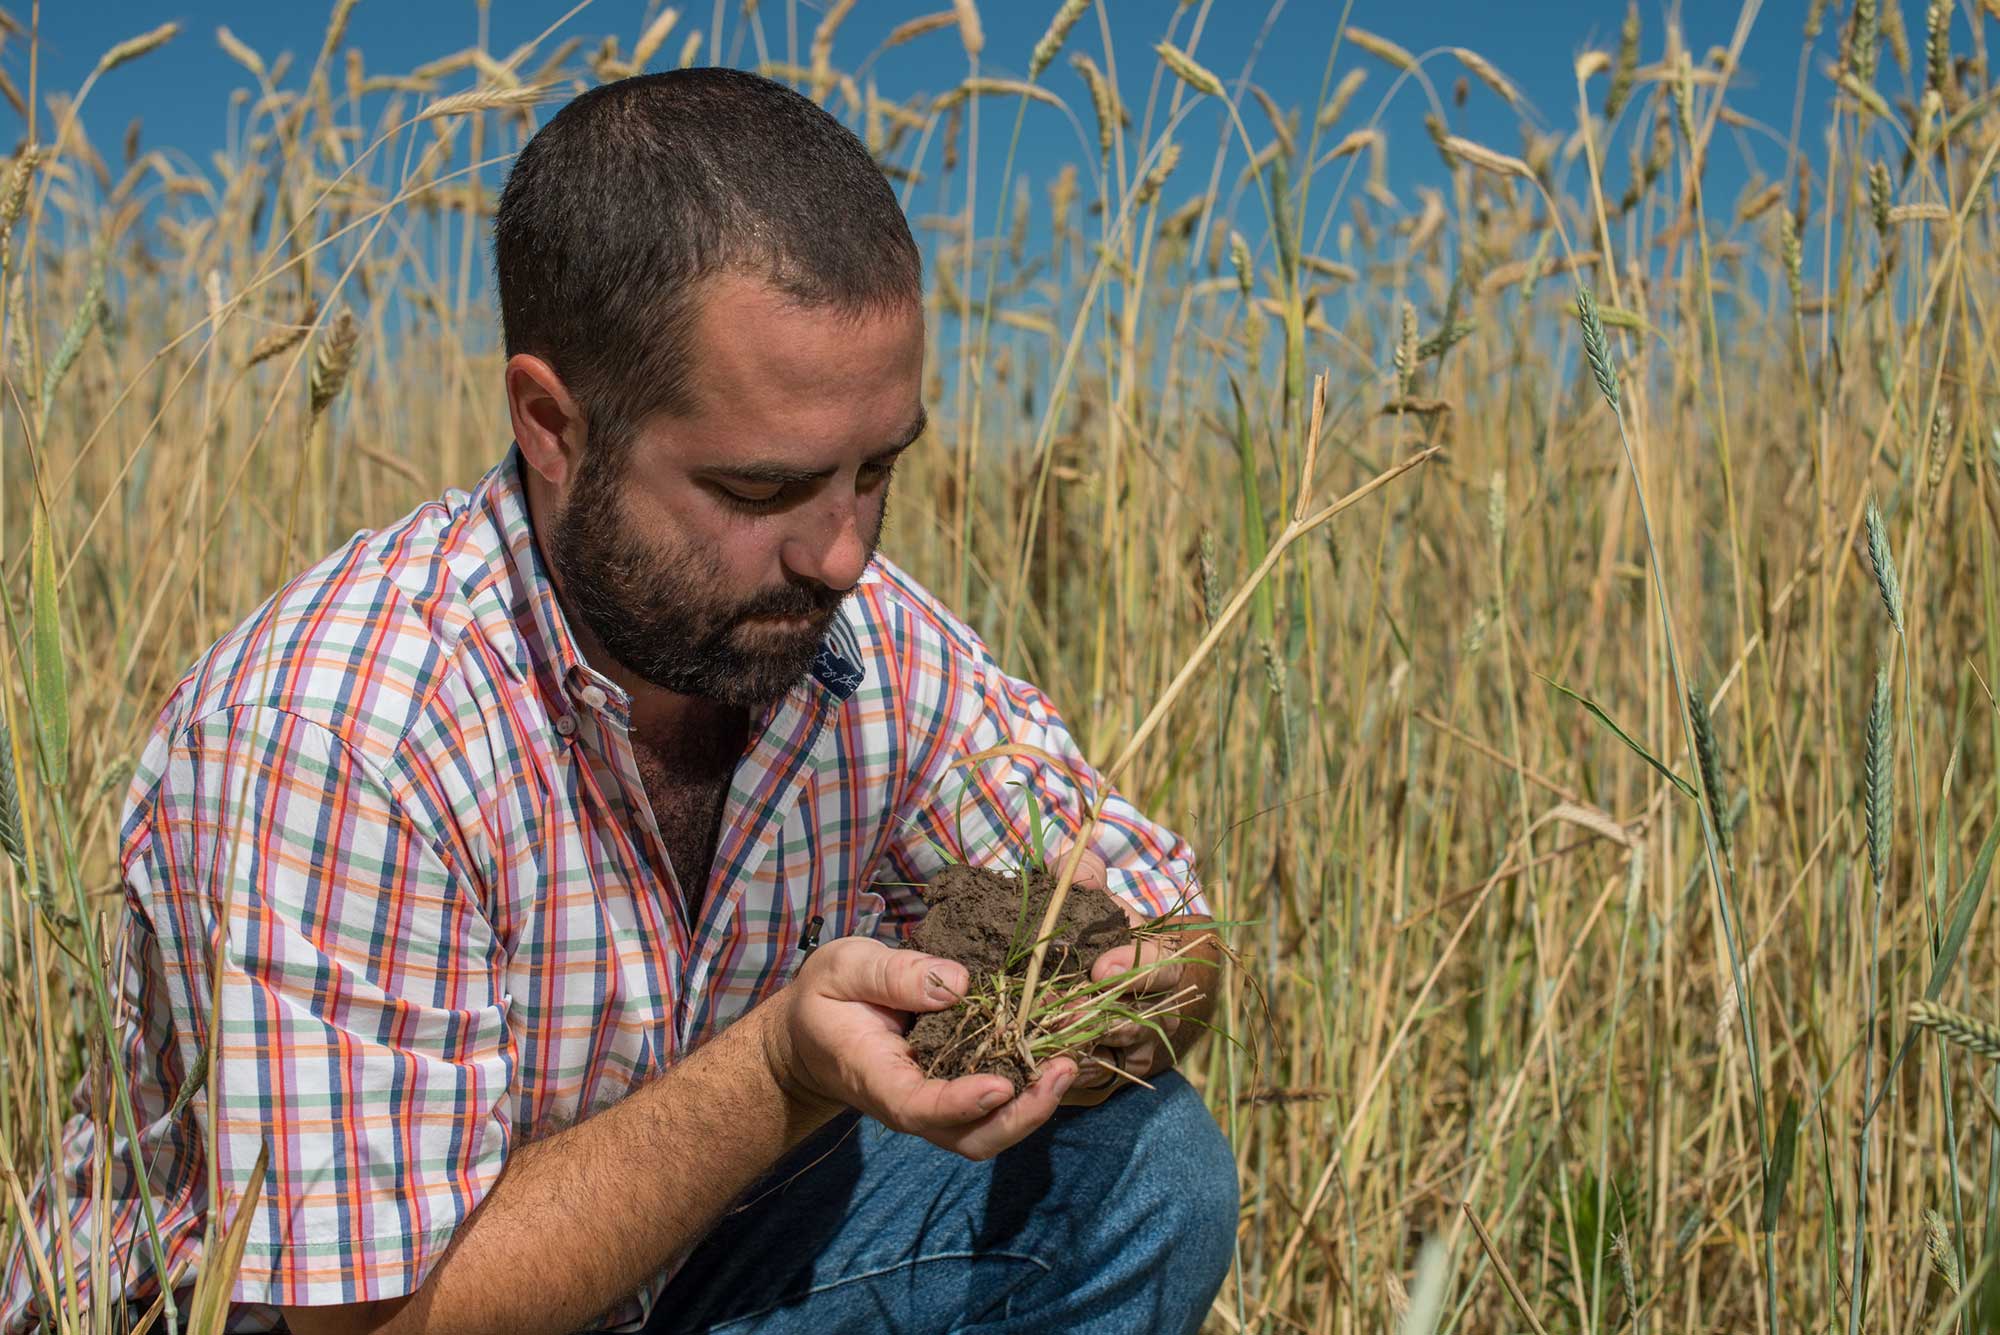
[137,704,514,1311]
[879,633,1206,932]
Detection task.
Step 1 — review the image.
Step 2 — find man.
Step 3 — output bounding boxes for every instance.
[4,69,1236,1334]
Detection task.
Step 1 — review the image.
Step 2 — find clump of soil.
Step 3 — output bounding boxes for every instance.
[904,863,1132,1093]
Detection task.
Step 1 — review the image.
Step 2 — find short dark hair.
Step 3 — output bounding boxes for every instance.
[494,68,922,448]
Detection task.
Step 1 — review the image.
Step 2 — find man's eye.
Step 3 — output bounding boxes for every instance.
[719,485,786,512]
[861,459,898,487]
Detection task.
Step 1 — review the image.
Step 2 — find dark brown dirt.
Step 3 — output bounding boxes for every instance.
[904,863,1132,1093]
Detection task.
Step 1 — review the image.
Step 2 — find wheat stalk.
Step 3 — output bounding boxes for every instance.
[215,26,267,81]
[1576,286,1621,410]
[1442,135,1533,180]
[308,310,360,418]
[244,301,318,369]
[1925,1207,1961,1291]
[1314,68,1367,128]
[883,12,958,50]
[1449,48,1523,108]
[1606,3,1640,119]
[1865,666,1893,886]
[1863,498,1905,633]
[1909,1001,2000,1061]
[1689,684,1732,871]
[631,7,682,69]
[1030,0,1091,79]
[1346,27,1416,74]
[952,0,985,61]
[1156,41,1225,99]
[97,22,181,76]
[1071,53,1119,158]
[419,84,560,121]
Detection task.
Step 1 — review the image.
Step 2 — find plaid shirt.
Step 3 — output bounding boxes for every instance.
[2,449,1203,1332]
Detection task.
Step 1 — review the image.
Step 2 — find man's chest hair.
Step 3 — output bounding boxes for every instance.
[630,714,747,894]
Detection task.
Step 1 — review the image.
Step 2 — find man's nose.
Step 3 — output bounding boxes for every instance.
[782,496,871,592]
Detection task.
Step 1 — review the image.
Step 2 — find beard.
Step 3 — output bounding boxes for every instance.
[544,445,880,710]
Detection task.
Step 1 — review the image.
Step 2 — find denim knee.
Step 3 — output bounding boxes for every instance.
[1084,1072,1239,1277]
[1149,1074,1240,1271]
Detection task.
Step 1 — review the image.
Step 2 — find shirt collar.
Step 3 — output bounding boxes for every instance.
[482,445,867,729]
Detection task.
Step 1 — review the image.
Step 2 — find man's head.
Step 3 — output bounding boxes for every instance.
[494,69,924,712]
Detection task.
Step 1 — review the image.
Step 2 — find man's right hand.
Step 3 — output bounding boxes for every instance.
[765,937,1077,1161]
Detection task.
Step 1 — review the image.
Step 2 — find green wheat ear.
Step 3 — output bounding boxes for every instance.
[1924,1206,1961,1294]
[1864,666,1893,888]
[1575,286,1619,411]
[1863,497,1904,633]
[0,716,22,873]
[1908,1000,2000,1061]
[1688,685,1731,872]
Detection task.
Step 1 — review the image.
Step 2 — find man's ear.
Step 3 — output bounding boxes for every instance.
[505,353,585,488]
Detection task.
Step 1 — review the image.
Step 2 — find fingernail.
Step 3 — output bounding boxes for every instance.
[978,1087,1009,1112]
[925,969,962,1003]
[1052,1068,1076,1098]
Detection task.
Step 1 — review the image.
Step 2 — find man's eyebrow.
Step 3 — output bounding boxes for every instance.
[700,408,929,486]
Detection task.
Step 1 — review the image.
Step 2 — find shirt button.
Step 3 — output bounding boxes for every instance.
[554,715,577,738]
[579,684,608,711]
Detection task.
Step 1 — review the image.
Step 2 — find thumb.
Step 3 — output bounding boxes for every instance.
[827,940,970,1011]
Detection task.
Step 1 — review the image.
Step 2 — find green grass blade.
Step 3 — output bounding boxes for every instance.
[1537,672,1699,801]
[1229,374,1275,645]
[30,505,68,789]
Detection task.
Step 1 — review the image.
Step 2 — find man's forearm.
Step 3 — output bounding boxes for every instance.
[286,997,837,1335]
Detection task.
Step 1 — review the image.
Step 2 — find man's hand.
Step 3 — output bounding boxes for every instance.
[282,937,1077,1335]
[1045,847,1221,1109]
[770,936,1078,1160]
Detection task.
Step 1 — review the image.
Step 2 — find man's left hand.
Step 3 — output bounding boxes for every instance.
[1045,848,1220,1108]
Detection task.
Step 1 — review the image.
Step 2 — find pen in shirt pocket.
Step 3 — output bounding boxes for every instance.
[798,914,825,958]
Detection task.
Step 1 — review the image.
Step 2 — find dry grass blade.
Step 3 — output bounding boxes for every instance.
[186,1141,269,1334]
[1461,1201,1555,1335]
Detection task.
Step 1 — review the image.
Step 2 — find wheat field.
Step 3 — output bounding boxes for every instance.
[5,0,2000,1330]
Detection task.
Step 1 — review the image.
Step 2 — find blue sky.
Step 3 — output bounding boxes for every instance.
[8,1,1887,201]
[0,1,1956,325]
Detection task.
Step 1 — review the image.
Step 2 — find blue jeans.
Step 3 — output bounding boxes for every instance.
[640,1071,1239,1334]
